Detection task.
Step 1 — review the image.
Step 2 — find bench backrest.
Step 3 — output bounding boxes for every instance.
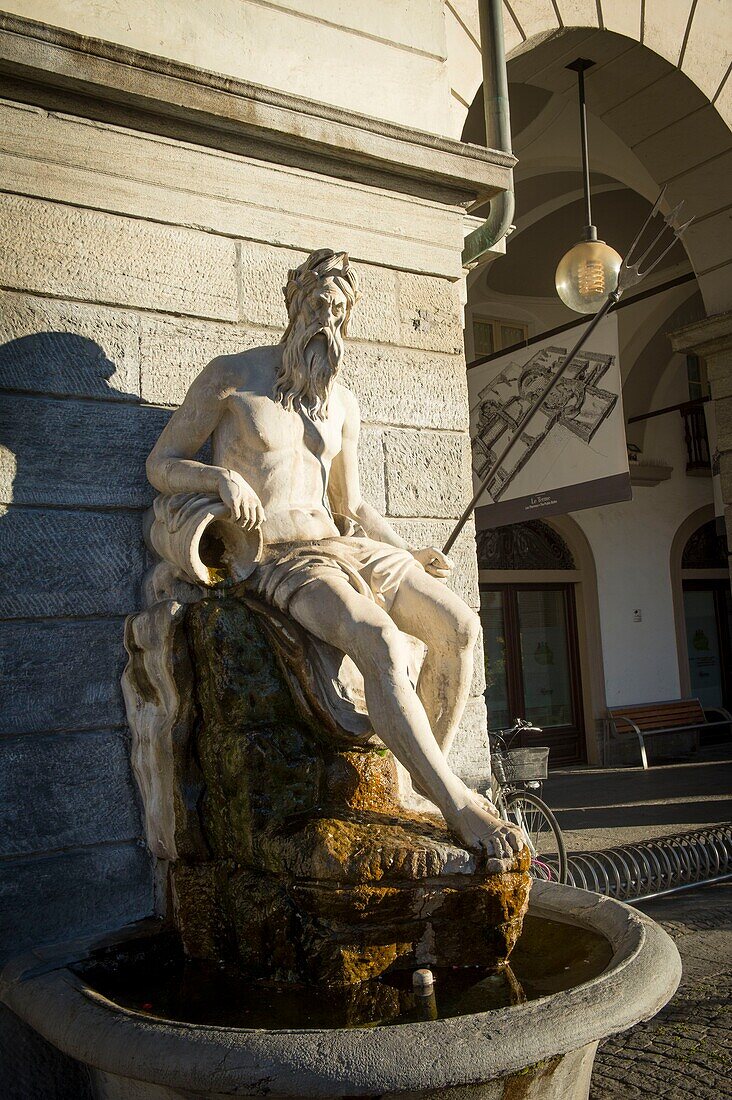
[609,698,705,731]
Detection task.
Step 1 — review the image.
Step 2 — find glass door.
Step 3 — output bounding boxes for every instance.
[480,583,585,764]
[683,581,732,711]
[480,589,511,730]
[517,588,575,730]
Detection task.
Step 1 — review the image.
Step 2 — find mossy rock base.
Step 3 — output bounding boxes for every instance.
[170,595,531,986]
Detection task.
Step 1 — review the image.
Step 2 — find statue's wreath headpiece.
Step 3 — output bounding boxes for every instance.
[283,248,360,335]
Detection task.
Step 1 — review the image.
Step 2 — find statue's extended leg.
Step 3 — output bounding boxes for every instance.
[390,568,479,760]
[287,577,523,865]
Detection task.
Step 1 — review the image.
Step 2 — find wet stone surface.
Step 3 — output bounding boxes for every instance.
[169,595,532,986]
[590,884,731,1099]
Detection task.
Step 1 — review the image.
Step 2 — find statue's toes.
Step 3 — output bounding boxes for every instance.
[488,832,510,860]
[484,855,506,874]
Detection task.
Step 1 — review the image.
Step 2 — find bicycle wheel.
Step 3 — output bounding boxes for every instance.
[504,789,568,885]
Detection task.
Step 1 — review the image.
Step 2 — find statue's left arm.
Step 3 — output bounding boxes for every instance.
[329,388,453,579]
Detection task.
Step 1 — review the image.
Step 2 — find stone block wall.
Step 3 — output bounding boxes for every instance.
[0,0,452,136]
[0,95,487,960]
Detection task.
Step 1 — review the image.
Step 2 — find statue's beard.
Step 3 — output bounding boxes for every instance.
[275,318,344,420]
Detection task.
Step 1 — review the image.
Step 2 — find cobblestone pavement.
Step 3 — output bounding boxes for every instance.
[590,883,732,1098]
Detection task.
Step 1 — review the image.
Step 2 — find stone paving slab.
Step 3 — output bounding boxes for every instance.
[589,884,732,1098]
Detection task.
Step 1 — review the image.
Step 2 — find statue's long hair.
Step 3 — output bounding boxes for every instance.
[275,249,360,420]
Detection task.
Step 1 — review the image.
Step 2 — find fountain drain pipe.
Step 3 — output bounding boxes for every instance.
[412,968,438,1020]
[462,0,515,268]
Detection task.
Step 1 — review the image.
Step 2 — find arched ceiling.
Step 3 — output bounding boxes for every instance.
[623,289,705,436]
[485,187,687,299]
[458,22,732,315]
[460,24,719,428]
[513,170,616,214]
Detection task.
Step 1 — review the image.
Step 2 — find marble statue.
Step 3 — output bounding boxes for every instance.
[144,248,523,866]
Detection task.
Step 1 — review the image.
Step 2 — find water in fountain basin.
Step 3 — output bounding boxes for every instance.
[74,914,612,1030]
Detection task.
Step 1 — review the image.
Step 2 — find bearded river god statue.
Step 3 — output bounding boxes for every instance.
[123,248,530,986]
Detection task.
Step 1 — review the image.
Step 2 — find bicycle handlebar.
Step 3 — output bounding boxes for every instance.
[487,719,544,753]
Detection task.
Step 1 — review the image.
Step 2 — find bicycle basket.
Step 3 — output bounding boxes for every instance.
[492,746,549,784]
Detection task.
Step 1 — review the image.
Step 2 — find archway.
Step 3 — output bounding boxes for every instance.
[457,20,731,318]
[464,17,728,740]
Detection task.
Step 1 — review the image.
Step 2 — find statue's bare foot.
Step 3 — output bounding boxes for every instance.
[443,791,526,870]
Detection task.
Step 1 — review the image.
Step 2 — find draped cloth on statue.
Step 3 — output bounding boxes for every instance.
[250,535,423,613]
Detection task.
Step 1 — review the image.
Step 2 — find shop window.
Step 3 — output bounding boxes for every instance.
[682,584,731,711]
[478,521,585,764]
[477,520,575,571]
[681,519,731,714]
[682,520,727,569]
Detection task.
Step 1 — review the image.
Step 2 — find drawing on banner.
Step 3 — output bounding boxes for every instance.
[468,316,630,525]
[472,346,618,499]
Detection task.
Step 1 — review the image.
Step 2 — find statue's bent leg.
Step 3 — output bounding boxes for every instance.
[389,568,480,760]
[287,577,523,864]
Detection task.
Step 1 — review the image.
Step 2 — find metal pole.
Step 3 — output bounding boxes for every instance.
[567,58,596,238]
[578,64,592,231]
[443,289,619,555]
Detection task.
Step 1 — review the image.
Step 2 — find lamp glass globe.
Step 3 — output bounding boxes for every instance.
[555,238,622,314]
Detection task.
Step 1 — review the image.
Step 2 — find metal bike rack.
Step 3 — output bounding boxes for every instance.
[540,825,732,903]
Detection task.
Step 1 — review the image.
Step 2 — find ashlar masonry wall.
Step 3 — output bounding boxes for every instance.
[0,97,487,959]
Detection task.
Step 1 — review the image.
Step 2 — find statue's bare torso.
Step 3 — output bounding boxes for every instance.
[210,347,345,544]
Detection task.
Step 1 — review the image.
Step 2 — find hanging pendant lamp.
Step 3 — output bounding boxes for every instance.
[555,58,622,314]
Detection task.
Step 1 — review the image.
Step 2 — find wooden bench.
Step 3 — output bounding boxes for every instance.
[606,697,732,769]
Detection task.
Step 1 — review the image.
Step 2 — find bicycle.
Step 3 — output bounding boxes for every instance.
[487,718,568,885]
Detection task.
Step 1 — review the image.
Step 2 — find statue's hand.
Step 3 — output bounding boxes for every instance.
[411,546,453,580]
[217,469,265,531]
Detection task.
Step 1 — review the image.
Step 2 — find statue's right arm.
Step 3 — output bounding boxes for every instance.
[146,359,264,530]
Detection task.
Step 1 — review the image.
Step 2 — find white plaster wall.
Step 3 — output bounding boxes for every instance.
[572,355,713,706]
[0,0,453,134]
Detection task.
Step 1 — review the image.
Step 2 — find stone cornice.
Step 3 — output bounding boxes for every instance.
[0,12,515,206]
[668,311,732,356]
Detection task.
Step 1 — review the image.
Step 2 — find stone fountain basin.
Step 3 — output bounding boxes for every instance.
[1,880,681,1100]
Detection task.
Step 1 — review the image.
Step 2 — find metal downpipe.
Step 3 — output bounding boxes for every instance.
[462,0,515,268]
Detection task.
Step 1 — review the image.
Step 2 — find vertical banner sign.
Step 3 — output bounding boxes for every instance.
[468,314,631,527]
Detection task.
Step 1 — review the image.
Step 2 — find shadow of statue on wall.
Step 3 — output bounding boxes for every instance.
[0,327,167,955]
[0,327,158,751]
[0,330,169,621]
[0,330,126,398]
